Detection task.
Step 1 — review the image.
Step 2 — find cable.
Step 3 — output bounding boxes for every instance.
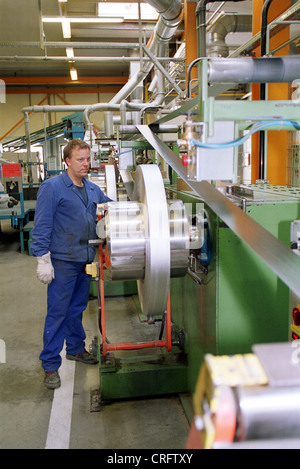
[189,120,300,150]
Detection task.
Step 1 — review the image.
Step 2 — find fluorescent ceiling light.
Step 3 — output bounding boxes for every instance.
[62,19,71,38]
[58,0,68,3]
[98,3,158,20]
[66,47,74,58]
[42,16,124,24]
[70,67,78,81]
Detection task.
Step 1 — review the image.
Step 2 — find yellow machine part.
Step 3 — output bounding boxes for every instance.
[190,353,269,449]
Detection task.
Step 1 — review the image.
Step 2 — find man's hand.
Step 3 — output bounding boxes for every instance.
[36,252,55,284]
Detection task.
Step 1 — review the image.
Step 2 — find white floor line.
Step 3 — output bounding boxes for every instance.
[45,345,76,449]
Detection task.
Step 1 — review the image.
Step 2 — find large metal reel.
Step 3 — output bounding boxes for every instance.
[133,165,171,318]
[99,165,190,318]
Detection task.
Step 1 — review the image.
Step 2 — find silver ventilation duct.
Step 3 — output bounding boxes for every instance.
[86,0,183,136]
[207,14,252,57]
[109,0,183,106]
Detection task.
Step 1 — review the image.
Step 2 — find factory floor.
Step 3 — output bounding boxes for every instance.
[0,220,190,450]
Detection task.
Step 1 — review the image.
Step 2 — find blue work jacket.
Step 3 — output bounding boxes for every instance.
[31,171,111,262]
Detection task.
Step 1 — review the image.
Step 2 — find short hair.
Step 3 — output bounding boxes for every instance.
[63,139,90,162]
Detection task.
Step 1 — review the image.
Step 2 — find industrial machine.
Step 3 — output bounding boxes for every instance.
[82,50,300,452]
[0,162,24,220]
[0,161,36,252]
[87,164,195,401]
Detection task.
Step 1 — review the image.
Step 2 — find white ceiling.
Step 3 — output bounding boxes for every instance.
[0,0,163,79]
[0,0,299,89]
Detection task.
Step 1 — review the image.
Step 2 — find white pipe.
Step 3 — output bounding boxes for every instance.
[207,56,300,83]
[94,0,182,135]
[0,56,184,63]
[0,41,141,49]
[109,0,183,105]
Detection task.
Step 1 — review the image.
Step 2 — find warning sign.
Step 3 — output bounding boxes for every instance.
[2,164,21,178]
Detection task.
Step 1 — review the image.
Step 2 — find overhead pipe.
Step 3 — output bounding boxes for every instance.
[109,0,183,106]
[83,100,150,136]
[0,41,142,49]
[153,69,166,105]
[207,14,252,57]
[22,104,102,114]
[88,0,184,136]
[21,102,145,143]
[197,0,224,57]
[187,2,299,99]
[128,49,144,127]
[187,0,249,96]
[146,3,174,107]
[207,56,300,83]
[0,56,184,64]
[196,0,248,57]
[24,112,33,181]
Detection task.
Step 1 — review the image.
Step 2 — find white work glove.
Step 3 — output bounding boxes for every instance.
[36,251,55,284]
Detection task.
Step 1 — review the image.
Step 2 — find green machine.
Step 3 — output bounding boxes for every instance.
[89,55,300,409]
[89,178,300,407]
[170,184,300,395]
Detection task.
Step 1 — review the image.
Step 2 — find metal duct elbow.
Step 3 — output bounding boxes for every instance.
[207,14,252,57]
[196,0,248,57]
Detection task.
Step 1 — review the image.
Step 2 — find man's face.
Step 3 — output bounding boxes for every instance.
[66,146,91,181]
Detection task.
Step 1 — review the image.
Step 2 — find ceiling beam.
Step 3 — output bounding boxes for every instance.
[5,86,123,94]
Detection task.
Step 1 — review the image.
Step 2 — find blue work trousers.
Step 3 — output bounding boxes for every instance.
[40,258,91,371]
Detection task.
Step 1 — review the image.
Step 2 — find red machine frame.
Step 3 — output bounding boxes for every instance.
[98,245,172,358]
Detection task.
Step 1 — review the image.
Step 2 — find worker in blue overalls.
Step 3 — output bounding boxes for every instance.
[31,139,112,389]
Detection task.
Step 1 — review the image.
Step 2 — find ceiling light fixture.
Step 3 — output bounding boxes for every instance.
[42,16,124,24]
[62,19,71,38]
[98,2,158,20]
[70,67,78,81]
[66,47,74,58]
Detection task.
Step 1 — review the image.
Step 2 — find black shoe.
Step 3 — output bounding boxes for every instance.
[66,349,98,365]
[44,370,61,389]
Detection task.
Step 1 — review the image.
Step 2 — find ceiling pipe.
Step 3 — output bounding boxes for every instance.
[187,1,300,98]
[207,56,300,83]
[108,0,183,106]
[0,41,142,49]
[21,101,148,158]
[207,14,252,57]
[85,0,183,136]
[196,0,248,57]
[0,56,184,64]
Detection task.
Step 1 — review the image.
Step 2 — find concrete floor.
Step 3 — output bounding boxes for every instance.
[0,220,190,449]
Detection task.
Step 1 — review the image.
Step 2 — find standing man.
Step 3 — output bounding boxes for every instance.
[31,139,111,389]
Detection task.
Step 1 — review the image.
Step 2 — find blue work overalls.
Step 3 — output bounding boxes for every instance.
[31,171,111,371]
